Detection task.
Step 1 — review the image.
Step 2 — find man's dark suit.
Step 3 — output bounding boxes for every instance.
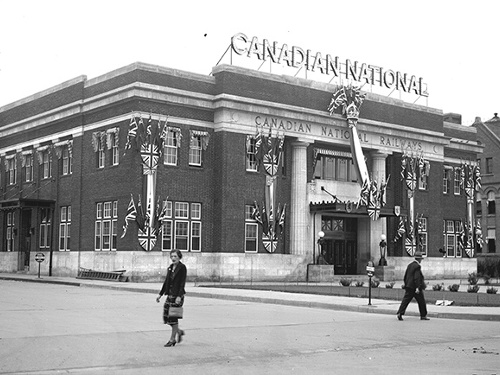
[397,260,427,318]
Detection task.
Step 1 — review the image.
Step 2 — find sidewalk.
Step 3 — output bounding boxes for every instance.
[1,273,499,321]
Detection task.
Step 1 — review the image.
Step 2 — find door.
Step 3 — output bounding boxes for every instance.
[19,209,32,270]
[329,239,357,275]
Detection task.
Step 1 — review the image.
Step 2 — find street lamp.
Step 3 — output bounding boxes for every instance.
[316,231,325,265]
[379,234,387,266]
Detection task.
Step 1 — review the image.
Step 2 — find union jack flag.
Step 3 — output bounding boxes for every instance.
[394,216,406,242]
[121,194,137,238]
[138,227,157,252]
[140,143,160,174]
[125,116,138,150]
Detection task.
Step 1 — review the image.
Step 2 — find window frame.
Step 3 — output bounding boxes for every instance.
[164,129,178,166]
[246,136,258,172]
[58,206,71,251]
[95,200,118,251]
[189,135,202,166]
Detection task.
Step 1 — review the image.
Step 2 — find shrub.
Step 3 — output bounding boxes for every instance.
[385,281,395,288]
[432,283,443,291]
[467,285,480,293]
[468,272,478,285]
[370,278,380,288]
[355,280,365,287]
[486,287,498,294]
[447,284,460,292]
[477,256,500,279]
[339,278,352,287]
[483,275,491,285]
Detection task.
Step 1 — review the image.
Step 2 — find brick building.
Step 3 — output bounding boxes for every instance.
[0,61,483,282]
[474,113,500,256]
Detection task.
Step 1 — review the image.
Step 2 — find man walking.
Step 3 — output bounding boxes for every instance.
[396,251,429,321]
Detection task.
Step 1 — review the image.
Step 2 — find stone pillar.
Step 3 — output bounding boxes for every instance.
[290,140,310,256]
[369,151,389,262]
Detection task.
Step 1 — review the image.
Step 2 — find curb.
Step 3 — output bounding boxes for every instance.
[2,276,500,321]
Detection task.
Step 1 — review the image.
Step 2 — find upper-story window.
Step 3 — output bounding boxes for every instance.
[164,128,180,166]
[188,130,209,167]
[443,167,452,194]
[314,153,357,182]
[6,156,17,185]
[487,191,496,215]
[22,153,33,182]
[110,133,119,166]
[453,168,461,195]
[486,157,493,174]
[41,150,52,179]
[246,136,258,172]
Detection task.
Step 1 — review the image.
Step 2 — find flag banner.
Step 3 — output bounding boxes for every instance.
[138,227,157,252]
[121,194,137,238]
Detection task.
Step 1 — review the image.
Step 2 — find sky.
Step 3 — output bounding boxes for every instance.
[0,0,498,126]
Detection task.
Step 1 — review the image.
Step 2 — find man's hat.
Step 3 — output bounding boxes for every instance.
[414,251,424,259]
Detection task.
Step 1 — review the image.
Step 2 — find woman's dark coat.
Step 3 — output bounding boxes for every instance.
[159,262,187,297]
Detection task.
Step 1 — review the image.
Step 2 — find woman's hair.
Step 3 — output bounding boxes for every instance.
[170,249,183,259]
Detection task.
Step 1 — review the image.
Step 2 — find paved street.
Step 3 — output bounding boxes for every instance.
[1,280,499,375]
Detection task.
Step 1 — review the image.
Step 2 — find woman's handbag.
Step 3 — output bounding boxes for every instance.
[168,305,183,318]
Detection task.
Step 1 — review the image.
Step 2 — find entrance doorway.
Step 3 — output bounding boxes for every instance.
[320,217,357,275]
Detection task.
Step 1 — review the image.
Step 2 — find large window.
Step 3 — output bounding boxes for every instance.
[161,201,202,252]
[95,201,118,250]
[39,208,51,249]
[189,135,202,166]
[59,206,71,251]
[487,191,496,215]
[6,212,14,251]
[245,205,258,252]
[23,153,33,182]
[314,154,357,182]
[6,156,16,185]
[246,137,258,171]
[443,220,462,258]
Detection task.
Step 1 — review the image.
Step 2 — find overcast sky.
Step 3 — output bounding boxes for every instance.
[1,0,498,125]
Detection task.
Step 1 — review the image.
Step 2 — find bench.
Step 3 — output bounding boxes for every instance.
[77,267,127,282]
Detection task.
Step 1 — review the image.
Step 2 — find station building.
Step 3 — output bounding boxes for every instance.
[0,58,483,282]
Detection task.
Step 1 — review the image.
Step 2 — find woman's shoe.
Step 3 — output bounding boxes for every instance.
[164,340,176,347]
[177,330,185,343]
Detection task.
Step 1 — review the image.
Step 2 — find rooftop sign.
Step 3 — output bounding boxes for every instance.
[231,33,428,98]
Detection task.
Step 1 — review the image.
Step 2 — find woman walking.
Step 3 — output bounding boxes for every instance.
[156,249,187,347]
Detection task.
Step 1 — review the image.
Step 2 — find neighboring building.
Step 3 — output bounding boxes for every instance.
[0,61,483,282]
[474,113,500,256]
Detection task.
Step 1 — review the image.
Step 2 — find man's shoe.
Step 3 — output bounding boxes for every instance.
[420,316,430,320]
[397,313,403,321]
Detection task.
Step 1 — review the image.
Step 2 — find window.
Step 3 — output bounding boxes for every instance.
[246,136,258,171]
[39,208,51,249]
[162,201,202,252]
[164,129,179,166]
[7,157,16,185]
[418,170,428,190]
[443,168,452,194]
[41,150,52,179]
[443,219,462,258]
[61,146,72,175]
[486,157,493,174]
[417,217,428,255]
[110,134,119,166]
[314,155,357,182]
[453,168,461,195]
[59,206,71,251]
[189,135,202,166]
[476,193,482,217]
[245,205,258,252]
[97,137,105,168]
[6,212,14,251]
[487,191,496,215]
[95,201,118,251]
[23,153,33,182]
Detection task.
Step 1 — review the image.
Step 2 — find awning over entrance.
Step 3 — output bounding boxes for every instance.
[310,200,407,217]
[0,198,55,211]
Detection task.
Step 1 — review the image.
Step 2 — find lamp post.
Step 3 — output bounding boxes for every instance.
[316,231,325,265]
[379,234,387,266]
